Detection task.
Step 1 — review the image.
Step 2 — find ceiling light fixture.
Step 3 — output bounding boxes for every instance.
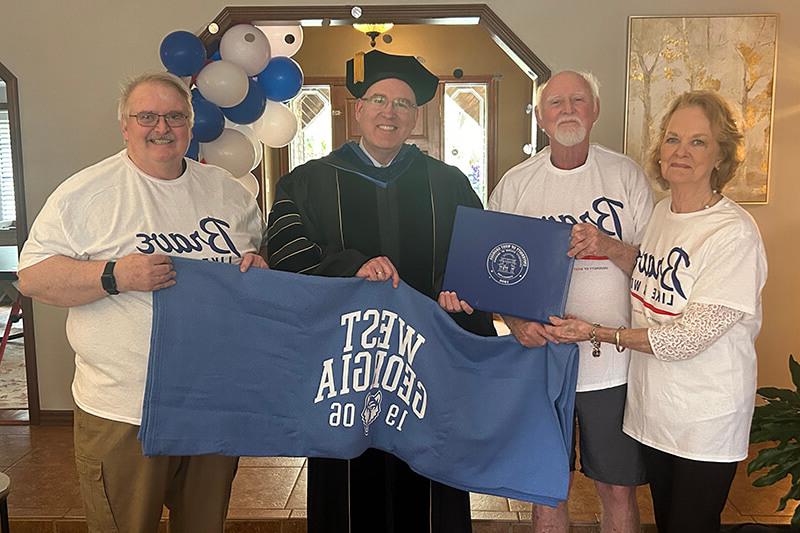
[353,23,394,47]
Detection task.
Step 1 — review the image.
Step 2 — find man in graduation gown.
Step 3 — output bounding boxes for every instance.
[267,50,494,533]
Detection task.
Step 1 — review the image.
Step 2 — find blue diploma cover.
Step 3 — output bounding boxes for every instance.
[442,206,574,322]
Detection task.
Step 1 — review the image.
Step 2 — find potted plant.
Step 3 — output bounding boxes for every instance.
[748,354,800,529]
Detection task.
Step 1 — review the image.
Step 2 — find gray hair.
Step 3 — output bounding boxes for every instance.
[117,72,194,127]
[535,71,601,108]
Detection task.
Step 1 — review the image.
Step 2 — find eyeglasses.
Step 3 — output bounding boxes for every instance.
[361,94,417,114]
[128,111,189,128]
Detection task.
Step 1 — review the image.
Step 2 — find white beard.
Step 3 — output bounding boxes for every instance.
[553,123,587,147]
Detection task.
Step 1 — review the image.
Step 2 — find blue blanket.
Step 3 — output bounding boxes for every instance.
[140,258,578,506]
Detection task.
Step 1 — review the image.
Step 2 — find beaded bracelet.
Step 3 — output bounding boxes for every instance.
[589,323,602,357]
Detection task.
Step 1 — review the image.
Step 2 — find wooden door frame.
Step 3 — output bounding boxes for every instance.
[0,61,40,424]
[279,75,497,193]
[199,4,550,152]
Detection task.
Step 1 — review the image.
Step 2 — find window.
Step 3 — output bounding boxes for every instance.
[289,86,333,172]
[443,82,488,203]
[0,80,15,223]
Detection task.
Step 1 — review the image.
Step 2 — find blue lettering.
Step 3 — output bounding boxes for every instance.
[169,233,201,253]
[591,197,624,240]
[635,247,690,300]
[188,231,206,250]
[662,248,689,299]
[200,217,242,258]
[133,216,242,259]
[153,234,175,253]
[136,233,156,253]
[540,196,625,240]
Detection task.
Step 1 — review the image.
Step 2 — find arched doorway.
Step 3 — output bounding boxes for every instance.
[200,4,550,211]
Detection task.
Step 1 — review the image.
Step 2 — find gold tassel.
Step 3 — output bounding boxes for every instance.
[354,51,365,83]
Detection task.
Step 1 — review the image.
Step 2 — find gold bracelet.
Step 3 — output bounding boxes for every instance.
[589,323,602,357]
[615,326,626,353]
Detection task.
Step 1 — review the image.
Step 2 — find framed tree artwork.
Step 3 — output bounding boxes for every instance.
[625,15,778,203]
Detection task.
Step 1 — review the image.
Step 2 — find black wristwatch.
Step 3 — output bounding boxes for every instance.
[101,261,119,295]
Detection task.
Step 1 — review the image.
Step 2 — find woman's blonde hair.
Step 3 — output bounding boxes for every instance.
[647,91,743,191]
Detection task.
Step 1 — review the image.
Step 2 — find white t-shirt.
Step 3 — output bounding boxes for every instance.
[623,197,767,462]
[488,144,653,391]
[19,151,265,425]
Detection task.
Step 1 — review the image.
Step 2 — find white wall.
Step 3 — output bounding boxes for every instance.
[1,0,797,410]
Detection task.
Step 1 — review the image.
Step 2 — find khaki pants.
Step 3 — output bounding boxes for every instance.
[74,406,238,533]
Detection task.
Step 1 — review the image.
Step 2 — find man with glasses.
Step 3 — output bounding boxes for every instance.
[267,50,494,532]
[18,72,267,532]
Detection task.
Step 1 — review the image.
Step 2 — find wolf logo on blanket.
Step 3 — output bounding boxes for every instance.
[361,390,382,435]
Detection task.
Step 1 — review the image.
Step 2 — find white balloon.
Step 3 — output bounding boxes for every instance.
[257,24,303,58]
[195,60,249,107]
[220,24,271,76]
[225,119,264,171]
[199,128,256,178]
[254,100,299,148]
[235,172,260,199]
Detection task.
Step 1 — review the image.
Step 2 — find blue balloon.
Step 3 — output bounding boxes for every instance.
[191,96,225,143]
[210,49,221,61]
[257,57,304,102]
[160,31,207,76]
[186,138,200,161]
[222,78,267,125]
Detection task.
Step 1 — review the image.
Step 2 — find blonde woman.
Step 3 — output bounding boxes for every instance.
[546,91,767,533]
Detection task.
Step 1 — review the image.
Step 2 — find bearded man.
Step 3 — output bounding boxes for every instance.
[488,70,653,533]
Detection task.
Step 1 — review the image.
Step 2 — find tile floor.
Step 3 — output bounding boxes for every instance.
[0,423,795,532]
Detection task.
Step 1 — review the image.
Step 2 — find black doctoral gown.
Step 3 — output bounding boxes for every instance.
[267,142,495,533]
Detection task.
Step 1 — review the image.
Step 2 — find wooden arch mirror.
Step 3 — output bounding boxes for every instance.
[0,61,40,424]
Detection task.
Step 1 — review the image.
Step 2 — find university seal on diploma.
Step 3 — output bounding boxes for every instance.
[487,242,530,286]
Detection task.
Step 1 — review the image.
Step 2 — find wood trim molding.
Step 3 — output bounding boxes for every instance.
[487,77,500,195]
[38,410,73,426]
[21,297,40,424]
[199,4,549,153]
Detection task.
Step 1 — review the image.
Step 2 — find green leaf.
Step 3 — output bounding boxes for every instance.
[753,472,785,487]
[748,354,800,518]
[776,481,800,511]
[791,354,800,391]
[751,425,800,443]
[753,460,800,486]
[753,406,798,422]
[748,446,798,473]
[757,387,800,404]
[754,402,800,417]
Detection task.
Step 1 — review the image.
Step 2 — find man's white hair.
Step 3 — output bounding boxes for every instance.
[535,71,601,108]
[117,72,194,127]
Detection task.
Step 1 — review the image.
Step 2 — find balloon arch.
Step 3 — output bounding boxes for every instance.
[159,24,305,197]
